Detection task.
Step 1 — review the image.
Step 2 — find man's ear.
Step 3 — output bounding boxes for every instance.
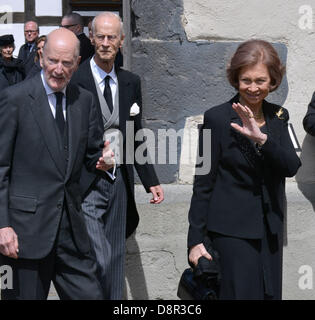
[71,56,81,75]
[40,54,44,68]
[119,34,125,49]
[76,56,81,68]
[90,35,95,46]
[74,24,82,35]
[39,52,43,66]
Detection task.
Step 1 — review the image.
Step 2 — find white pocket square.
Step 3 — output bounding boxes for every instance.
[130,103,140,116]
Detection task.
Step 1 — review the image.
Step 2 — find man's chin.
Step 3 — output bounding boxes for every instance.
[47,80,67,92]
[98,53,114,62]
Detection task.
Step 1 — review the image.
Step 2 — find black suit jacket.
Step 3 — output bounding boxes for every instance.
[188,95,301,247]
[70,59,160,237]
[18,43,37,75]
[25,60,41,79]
[77,33,94,64]
[0,73,104,259]
[303,91,315,135]
[0,57,24,91]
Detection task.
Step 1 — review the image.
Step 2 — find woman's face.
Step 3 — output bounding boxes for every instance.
[238,63,271,109]
[1,44,14,60]
[37,40,45,56]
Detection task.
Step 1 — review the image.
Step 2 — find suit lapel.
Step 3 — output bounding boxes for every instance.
[23,45,36,64]
[65,84,82,181]
[117,68,131,137]
[83,61,99,97]
[76,61,104,127]
[28,74,66,176]
[228,96,262,169]
[263,100,281,144]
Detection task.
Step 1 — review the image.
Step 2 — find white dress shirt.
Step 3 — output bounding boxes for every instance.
[40,70,67,120]
[90,57,117,180]
[90,56,117,103]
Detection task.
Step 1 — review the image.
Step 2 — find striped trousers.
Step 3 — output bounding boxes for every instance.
[81,167,127,300]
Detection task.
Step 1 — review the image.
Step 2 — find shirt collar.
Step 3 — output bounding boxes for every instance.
[90,56,117,85]
[27,42,35,50]
[40,70,67,96]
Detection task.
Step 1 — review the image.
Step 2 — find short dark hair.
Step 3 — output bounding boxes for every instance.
[63,12,84,27]
[226,39,285,92]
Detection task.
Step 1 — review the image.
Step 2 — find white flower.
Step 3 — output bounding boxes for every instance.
[130,103,140,116]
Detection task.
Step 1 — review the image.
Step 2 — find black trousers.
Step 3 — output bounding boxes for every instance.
[210,220,282,300]
[0,208,104,300]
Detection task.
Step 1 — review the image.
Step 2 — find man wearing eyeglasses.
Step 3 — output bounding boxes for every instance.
[61,13,94,64]
[18,21,39,75]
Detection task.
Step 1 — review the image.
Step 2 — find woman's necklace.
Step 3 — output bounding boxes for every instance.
[252,110,264,120]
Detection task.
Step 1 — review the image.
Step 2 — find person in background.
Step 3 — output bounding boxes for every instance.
[61,12,94,64]
[18,21,39,75]
[187,39,301,300]
[26,35,46,79]
[302,85,315,135]
[88,18,93,40]
[0,34,24,91]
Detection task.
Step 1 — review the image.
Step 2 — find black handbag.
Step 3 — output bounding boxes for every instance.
[177,236,221,300]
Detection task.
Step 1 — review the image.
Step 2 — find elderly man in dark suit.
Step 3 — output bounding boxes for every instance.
[71,12,164,299]
[61,12,94,64]
[18,21,39,76]
[0,28,114,300]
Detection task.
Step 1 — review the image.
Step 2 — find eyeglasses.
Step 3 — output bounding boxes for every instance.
[95,34,118,42]
[25,30,38,34]
[60,24,77,29]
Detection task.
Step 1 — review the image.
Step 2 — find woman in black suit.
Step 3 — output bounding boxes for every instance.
[187,39,301,300]
[0,34,24,91]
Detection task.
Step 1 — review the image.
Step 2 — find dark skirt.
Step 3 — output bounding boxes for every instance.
[210,219,283,300]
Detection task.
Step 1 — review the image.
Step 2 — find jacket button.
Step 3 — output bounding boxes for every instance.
[57,203,62,209]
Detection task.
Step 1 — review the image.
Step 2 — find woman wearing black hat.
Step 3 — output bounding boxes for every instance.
[0,34,25,91]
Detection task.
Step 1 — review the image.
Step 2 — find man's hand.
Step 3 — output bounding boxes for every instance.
[96,140,115,172]
[0,227,19,259]
[149,185,164,204]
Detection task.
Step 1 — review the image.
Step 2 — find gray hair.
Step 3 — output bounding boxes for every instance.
[24,20,39,31]
[91,12,124,37]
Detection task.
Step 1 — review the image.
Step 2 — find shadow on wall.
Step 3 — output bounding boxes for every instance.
[296,134,315,211]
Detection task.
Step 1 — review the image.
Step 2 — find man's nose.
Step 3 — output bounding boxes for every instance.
[102,36,110,46]
[55,63,64,74]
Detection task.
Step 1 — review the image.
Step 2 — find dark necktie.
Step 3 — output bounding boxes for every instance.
[26,43,32,57]
[54,92,65,136]
[103,75,113,113]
